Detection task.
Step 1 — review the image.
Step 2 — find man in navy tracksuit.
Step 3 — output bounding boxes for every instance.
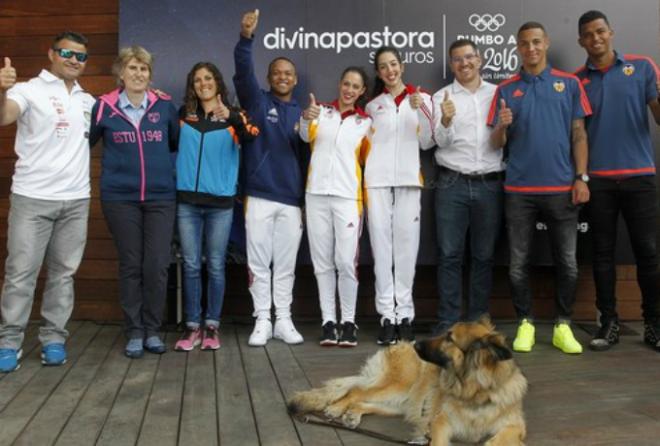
[234,9,308,346]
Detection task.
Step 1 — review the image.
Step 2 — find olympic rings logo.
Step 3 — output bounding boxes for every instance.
[468,13,506,32]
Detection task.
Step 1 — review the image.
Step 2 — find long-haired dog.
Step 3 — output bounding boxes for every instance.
[287,318,527,445]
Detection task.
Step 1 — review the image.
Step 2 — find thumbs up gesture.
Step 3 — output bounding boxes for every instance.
[212,94,230,121]
[0,57,17,91]
[410,86,423,110]
[440,90,455,128]
[303,93,321,120]
[241,9,260,38]
[497,98,513,128]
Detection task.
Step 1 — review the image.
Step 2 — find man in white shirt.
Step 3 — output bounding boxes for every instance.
[431,39,503,335]
[0,31,94,372]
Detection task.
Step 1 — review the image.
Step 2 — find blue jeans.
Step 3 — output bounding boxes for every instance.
[506,193,579,321]
[434,170,503,328]
[177,203,233,326]
[588,176,658,323]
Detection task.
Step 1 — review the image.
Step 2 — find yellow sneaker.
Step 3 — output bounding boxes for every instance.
[513,319,535,352]
[552,323,583,354]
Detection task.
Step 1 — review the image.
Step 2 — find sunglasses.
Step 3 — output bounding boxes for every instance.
[53,48,88,63]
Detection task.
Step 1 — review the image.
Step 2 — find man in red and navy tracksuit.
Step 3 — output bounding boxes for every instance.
[488,21,592,355]
[575,10,660,352]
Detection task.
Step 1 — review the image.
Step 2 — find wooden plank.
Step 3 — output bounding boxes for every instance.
[266,338,343,446]
[0,33,118,57]
[94,346,161,446]
[52,328,128,445]
[216,325,260,445]
[12,325,121,446]
[0,322,81,402]
[237,326,301,446]
[0,15,118,38]
[0,321,101,446]
[178,337,219,445]
[0,0,118,17]
[137,332,186,446]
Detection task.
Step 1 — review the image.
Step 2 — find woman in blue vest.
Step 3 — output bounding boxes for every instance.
[174,62,259,351]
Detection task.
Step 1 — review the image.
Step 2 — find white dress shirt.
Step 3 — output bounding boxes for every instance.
[432,79,503,174]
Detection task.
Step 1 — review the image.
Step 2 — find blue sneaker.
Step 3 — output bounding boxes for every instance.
[125,338,144,359]
[0,348,22,372]
[144,336,166,354]
[41,343,67,366]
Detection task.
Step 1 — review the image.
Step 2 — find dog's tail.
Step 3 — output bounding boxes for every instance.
[287,376,361,416]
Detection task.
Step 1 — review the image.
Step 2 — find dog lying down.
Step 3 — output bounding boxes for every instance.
[287,318,527,445]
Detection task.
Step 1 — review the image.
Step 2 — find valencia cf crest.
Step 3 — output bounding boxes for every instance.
[148,112,160,123]
[553,81,565,93]
[623,64,635,76]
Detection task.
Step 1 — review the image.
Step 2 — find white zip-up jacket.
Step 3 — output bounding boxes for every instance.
[364,84,435,188]
[300,102,371,201]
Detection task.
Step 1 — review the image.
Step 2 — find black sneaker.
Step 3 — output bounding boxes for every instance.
[338,322,358,347]
[643,320,660,351]
[589,320,620,351]
[377,319,397,346]
[397,318,415,343]
[319,321,338,346]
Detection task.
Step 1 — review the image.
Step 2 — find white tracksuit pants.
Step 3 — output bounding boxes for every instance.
[366,187,421,324]
[305,194,362,325]
[245,196,303,320]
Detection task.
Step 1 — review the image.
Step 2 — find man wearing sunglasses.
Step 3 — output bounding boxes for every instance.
[0,31,95,373]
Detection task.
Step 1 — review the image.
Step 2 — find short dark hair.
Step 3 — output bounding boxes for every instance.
[517,21,546,38]
[268,57,296,75]
[449,39,479,57]
[53,31,88,48]
[578,10,610,34]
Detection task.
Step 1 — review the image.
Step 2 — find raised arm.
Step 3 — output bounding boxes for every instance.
[233,10,262,111]
[0,57,21,126]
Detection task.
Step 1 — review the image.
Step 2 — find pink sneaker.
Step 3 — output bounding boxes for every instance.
[201,326,221,350]
[175,327,201,351]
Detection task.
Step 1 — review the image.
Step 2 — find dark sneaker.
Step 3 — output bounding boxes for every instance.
[319,321,338,346]
[144,336,166,354]
[589,320,620,351]
[338,322,358,347]
[377,319,397,346]
[643,320,660,351]
[397,318,415,343]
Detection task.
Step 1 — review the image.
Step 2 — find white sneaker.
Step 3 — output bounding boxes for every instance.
[273,318,304,344]
[248,319,273,347]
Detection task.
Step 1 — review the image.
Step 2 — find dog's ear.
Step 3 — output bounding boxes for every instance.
[476,315,495,331]
[484,334,513,361]
[414,339,451,368]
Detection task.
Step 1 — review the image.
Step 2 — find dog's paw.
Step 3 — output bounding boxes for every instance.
[407,436,429,445]
[341,411,362,429]
[323,405,344,420]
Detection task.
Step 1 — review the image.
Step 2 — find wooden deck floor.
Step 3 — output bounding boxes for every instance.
[1,320,660,446]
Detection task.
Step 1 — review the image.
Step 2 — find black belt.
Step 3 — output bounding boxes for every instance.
[440,166,502,181]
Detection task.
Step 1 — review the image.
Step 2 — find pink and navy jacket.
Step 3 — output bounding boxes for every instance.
[487,66,592,194]
[575,52,659,179]
[90,89,179,202]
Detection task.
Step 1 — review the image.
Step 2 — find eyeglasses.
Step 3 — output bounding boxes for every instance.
[450,53,478,64]
[53,48,88,63]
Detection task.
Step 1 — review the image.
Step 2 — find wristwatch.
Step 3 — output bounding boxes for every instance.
[575,173,590,183]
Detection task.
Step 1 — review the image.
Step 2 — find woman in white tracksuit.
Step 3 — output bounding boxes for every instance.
[365,46,435,345]
[300,67,371,347]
